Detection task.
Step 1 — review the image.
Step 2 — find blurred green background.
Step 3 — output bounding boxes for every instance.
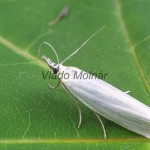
[0,0,150,149]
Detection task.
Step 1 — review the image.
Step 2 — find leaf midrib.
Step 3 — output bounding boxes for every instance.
[0,138,149,144]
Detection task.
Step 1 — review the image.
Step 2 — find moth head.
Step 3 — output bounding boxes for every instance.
[42,55,59,74]
[52,64,59,74]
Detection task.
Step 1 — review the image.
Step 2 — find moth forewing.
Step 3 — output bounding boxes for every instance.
[58,65,150,139]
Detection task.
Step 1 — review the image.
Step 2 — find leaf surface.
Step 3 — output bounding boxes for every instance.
[0,0,150,149]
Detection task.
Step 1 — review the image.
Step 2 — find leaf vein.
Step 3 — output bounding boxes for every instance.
[114,0,150,93]
[0,36,48,69]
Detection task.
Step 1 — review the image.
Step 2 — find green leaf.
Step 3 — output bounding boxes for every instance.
[0,0,150,149]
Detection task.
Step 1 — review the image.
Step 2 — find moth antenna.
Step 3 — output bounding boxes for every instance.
[38,42,60,65]
[61,25,105,64]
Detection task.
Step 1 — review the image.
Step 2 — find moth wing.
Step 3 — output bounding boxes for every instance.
[60,66,150,138]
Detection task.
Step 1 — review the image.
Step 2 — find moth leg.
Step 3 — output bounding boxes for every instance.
[61,83,82,128]
[48,78,60,89]
[93,112,106,139]
[124,91,130,94]
[74,100,82,129]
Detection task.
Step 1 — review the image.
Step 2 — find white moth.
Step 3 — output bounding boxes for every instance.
[40,26,150,139]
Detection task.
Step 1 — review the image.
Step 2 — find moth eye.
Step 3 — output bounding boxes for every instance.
[53,67,59,74]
